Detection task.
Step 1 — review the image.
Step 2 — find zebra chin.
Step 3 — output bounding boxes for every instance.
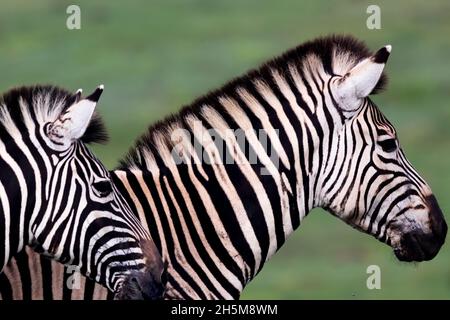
[391,195,447,262]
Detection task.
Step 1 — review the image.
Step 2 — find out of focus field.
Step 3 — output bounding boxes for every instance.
[0,0,448,299]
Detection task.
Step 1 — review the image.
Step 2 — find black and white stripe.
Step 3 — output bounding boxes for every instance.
[3,35,446,299]
[0,85,164,299]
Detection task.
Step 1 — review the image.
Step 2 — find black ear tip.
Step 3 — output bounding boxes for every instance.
[373,45,391,64]
[86,84,104,102]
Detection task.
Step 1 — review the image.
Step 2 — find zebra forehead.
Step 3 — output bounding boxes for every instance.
[0,85,108,145]
[365,101,397,134]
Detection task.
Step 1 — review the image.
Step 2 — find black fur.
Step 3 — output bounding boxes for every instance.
[86,86,104,103]
[0,85,108,145]
[119,35,389,169]
[373,46,391,64]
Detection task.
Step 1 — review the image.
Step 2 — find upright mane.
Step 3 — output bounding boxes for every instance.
[0,85,108,144]
[119,34,388,169]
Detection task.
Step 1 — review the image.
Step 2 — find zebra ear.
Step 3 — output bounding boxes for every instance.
[335,45,391,112]
[46,85,104,149]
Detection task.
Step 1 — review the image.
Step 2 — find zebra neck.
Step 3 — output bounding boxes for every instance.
[111,135,318,293]
[0,164,38,273]
[112,66,340,297]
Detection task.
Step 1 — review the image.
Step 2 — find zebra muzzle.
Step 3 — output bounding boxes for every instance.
[114,269,166,300]
[114,238,167,300]
[393,195,447,262]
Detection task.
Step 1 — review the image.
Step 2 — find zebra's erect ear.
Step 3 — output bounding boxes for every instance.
[46,85,104,150]
[334,45,391,112]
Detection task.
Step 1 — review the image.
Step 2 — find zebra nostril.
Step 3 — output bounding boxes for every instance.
[130,277,139,284]
[116,270,166,300]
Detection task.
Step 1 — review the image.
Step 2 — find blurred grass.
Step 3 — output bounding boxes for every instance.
[0,0,449,299]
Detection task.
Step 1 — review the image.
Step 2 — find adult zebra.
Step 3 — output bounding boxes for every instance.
[4,35,447,299]
[0,85,164,299]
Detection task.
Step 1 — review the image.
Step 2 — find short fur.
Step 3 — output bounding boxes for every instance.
[0,85,108,145]
[119,34,388,169]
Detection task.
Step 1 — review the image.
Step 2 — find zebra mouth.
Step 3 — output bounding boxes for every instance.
[114,270,165,300]
[393,230,444,262]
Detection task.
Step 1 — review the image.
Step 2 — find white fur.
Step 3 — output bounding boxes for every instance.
[333,46,389,111]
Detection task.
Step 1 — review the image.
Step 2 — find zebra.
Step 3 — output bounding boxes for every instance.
[0,84,165,299]
[3,35,447,299]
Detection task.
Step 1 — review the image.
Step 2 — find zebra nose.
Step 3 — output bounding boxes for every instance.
[396,230,440,262]
[130,270,165,300]
[394,195,447,262]
[115,270,165,300]
[426,195,447,246]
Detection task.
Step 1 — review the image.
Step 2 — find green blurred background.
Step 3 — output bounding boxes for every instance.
[0,0,449,299]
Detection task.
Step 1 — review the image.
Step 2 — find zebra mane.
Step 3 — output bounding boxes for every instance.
[119,34,388,169]
[0,85,108,144]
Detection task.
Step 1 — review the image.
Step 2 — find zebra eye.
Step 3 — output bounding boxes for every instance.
[93,180,113,197]
[378,138,397,153]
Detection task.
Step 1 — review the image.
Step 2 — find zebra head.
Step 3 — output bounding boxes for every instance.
[0,85,165,299]
[320,42,447,262]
